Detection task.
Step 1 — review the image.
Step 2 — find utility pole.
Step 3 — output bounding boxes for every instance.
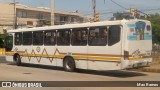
[51,0,55,26]
[92,0,96,22]
[13,0,17,29]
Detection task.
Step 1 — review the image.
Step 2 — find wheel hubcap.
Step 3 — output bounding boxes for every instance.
[66,61,72,69]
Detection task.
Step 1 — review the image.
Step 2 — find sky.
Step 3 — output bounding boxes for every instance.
[0,0,160,19]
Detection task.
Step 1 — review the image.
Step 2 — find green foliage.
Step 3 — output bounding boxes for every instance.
[113,12,130,20]
[113,12,160,43]
[147,13,160,43]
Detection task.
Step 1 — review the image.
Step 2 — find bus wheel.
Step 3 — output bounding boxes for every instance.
[14,54,21,66]
[63,57,75,72]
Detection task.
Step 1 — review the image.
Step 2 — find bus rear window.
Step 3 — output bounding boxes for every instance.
[147,25,151,31]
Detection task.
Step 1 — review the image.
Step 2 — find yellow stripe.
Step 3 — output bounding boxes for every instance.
[73,55,121,61]
[5,52,15,55]
[129,58,143,60]
[22,54,121,61]
[5,51,150,61]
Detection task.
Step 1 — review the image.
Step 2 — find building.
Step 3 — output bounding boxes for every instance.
[0,3,86,34]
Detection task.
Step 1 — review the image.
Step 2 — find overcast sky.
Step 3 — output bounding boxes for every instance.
[0,0,160,19]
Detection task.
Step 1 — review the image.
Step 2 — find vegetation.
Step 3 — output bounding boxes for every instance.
[113,12,131,20]
[146,13,160,43]
[113,12,160,43]
[0,34,13,51]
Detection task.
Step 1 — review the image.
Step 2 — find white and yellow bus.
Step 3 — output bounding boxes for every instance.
[5,19,152,71]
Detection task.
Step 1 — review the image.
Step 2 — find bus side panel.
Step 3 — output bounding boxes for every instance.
[6,56,13,62]
[56,46,88,69]
[87,42,122,70]
[87,61,121,70]
[75,60,88,69]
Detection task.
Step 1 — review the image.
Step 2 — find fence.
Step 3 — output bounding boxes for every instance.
[152,44,160,64]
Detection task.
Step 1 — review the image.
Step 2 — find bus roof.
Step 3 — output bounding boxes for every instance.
[7,19,150,33]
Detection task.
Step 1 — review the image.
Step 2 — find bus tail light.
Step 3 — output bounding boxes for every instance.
[124,51,129,60]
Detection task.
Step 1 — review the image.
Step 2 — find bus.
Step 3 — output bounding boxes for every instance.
[5,19,152,71]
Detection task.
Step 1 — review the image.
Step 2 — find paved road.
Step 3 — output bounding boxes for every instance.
[0,61,160,90]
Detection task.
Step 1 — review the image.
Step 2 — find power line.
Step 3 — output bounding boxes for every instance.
[110,0,128,10]
[109,0,153,17]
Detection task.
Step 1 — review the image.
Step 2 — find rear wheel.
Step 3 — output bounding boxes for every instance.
[14,54,21,66]
[63,57,75,72]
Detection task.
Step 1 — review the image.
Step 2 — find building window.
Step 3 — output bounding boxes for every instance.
[23,32,32,45]
[89,27,108,46]
[57,30,70,46]
[15,32,22,45]
[17,11,27,18]
[108,25,121,46]
[44,31,56,45]
[71,28,87,46]
[33,31,43,45]
[37,13,44,19]
[71,17,75,22]
[60,16,68,22]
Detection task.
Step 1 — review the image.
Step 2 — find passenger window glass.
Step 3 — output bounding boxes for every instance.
[15,32,22,45]
[147,25,151,31]
[33,31,43,45]
[44,31,56,45]
[71,28,87,46]
[57,30,70,46]
[89,27,108,46]
[23,32,32,45]
[108,25,121,46]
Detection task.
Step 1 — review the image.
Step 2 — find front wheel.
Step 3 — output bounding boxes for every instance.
[63,57,75,72]
[14,54,21,66]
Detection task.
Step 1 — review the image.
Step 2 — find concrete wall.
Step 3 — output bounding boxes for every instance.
[0,3,14,34]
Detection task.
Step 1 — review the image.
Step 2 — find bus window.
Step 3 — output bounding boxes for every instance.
[33,31,43,45]
[44,31,56,45]
[108,25,121,46]
[23,32,32,45]
[147,25,151,31]
[71,28,87,46]
[57,30,70,46]
[89,26,108,46]
[15,32,22,45]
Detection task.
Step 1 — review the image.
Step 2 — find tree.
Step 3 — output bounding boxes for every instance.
[147,13,160,43]
[113,12,131,20]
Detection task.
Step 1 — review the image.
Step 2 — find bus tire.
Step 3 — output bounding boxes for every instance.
[14,54,21,66]
[63,57,75,72]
